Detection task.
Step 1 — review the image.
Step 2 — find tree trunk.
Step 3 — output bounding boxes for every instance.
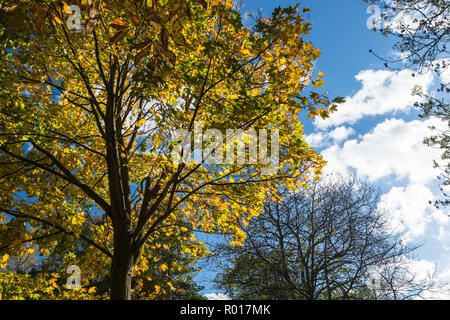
[110,255,133,299]
[110,226,135,300]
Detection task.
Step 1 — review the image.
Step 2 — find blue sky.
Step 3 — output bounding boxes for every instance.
[202,0,450,299]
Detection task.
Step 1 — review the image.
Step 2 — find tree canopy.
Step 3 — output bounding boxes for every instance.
[0,0,340,299]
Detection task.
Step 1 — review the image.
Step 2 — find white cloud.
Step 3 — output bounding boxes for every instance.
[314,69,434,129]
[329,126,355,143]
[406,259,436,282]
[304,126,355,148]
[319,117,449,242]
[423,265,450,300]
[304,131,327,148]
[321,117,444,185]
[379,184,438,240]
[204,293,230,300]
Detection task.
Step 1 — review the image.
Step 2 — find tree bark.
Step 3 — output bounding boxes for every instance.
[110,226,134,300]
[109,218,144,300]
[110,254,133,300]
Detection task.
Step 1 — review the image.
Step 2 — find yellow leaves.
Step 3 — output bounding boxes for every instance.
[50,12,64,25]
[224,0,234,8]
[167,281,175,290]
[318,71,325,77]
[88,287,96,294]
[0,254,9,268]
[312,48,321,57]
[312,79,325,88]
[250,88,262,97]
[241,48,251,56]
[62,1,71,15]
[48,277,59,289]
[230,240,244,247]
[67,252,76,259]
[158,264,169,272]
[0,0,340,301]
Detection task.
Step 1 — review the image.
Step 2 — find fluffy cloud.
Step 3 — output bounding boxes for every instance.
[319,117,449,243]
[204,293,230,300]
[423,265,450,300]
[304,126,355,148]
[378,184,447,241]
[314,69,434,129]
[321,117,445,185]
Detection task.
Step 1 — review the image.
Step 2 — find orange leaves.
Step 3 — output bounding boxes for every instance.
[50,12,64,25]
[62,1,72,16]
[158,264,169,272]
[224,0,234,8]
[110,18,127,29]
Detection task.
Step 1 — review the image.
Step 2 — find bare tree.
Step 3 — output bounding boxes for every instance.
[366,255,441,300]
[213,176,437,300]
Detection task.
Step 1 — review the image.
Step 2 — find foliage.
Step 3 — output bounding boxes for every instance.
[0,0,340,299]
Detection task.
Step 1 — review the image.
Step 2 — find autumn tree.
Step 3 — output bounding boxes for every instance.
[0,0,339,299]
[213,177,436,300]
[0,225,204,299]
